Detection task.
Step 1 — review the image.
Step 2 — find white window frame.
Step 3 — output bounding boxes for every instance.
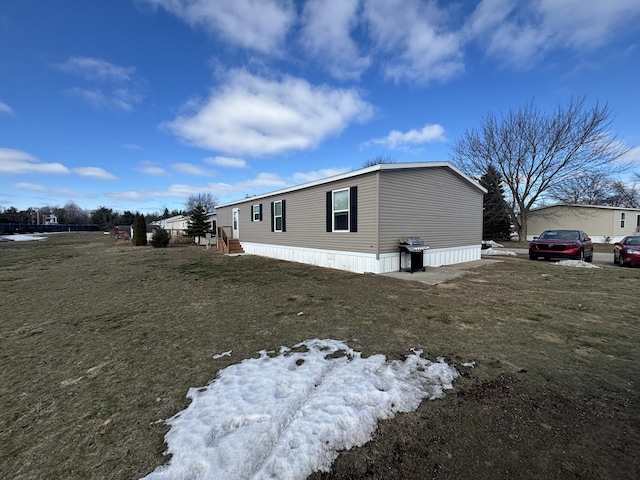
[273,200,283,232]
[621,212,626,228]
[252,204,261,222]
[332,188,350,232]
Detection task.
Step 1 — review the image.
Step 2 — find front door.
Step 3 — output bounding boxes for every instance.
[232,208,240,239]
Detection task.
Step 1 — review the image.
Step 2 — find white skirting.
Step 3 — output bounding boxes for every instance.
[239,242,482,274]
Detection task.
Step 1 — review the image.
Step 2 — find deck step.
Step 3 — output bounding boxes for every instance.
[227,238,244,254]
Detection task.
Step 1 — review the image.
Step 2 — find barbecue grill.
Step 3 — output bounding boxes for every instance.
[399,237,429,273]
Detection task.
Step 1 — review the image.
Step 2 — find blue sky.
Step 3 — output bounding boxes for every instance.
[1,0,639,214]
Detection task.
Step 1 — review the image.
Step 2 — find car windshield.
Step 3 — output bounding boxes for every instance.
[625,237,640,246]
[539,230,579,240]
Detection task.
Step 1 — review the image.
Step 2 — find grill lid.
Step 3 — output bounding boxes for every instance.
[399,236,425,246]
[399,236,429,252]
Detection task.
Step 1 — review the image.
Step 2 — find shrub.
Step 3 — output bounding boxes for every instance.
[150,227,170,248]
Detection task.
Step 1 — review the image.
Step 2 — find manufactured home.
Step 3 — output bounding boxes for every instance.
[215,162,486,274]
[152,212,217,245]
[527,204,640,243]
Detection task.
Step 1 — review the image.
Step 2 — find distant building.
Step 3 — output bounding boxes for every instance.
[43,214,58,225]
[527,204,640,243]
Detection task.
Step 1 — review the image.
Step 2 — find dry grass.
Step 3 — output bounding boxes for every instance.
[1,233,639,479]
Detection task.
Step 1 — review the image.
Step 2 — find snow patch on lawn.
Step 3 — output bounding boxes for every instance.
[0,234,48,242]
[142,339,460,480]
[481,247,516,256]
[552,260,600,268]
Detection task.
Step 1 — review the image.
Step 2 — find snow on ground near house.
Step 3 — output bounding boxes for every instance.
[142,339,460,480]
[552,260,600,268]
[0,234,48,242]
[482,240,505,248]
[481,247,516,256]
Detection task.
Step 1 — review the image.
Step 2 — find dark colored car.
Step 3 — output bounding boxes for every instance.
[529,229,593,262]
[613,235,640,266]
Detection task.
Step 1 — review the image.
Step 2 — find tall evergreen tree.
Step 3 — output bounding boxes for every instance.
[185,203,210,244]
[480,165,512,240]
[132,213,148,246]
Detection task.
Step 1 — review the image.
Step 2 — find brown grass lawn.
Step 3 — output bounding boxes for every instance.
[1,233,639,479]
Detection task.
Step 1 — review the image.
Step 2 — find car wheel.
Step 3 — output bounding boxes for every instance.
[585,252,593,263]
[578,249,585,261]
[618,254,626,267]
[529,253,537,260]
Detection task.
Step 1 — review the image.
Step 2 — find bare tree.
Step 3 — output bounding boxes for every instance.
[604,178,640,208]
[547,171,612,205]
[185,193,218,213]
[362,156,396,168]
[450,97,629,240]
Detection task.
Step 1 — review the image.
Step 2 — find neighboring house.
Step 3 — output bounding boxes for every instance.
[215,162,486,274]
[152,213,217,245]
[43,213,58,225]
[153,215,190,238]
[527,204,640,243]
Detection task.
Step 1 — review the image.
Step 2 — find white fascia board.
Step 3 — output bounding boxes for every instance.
[216,161,485,208]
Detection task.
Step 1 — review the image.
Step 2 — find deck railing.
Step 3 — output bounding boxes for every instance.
[217,226,232,253]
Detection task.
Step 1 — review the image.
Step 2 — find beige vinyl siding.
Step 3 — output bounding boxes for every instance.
[378,167,483,252]
[528,206,610,238]
[527,205,640,239]
[219,174,379,254]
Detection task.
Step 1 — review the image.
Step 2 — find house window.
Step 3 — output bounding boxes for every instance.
[621,212,626,228]
[333,188,349,231]
[252,204,262,222]
[271,200,286,232]
[326,186,357,232]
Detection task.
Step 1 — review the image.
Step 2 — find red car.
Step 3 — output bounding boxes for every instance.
[613,235,640,267]
[529,229,593,262]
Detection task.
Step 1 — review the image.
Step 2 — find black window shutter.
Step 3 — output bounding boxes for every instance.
[250,205,253,222]
[326,191,332,232]
[270,202,274,232]
[350,186,358,232]
[258,204,262,221]
[281,200,286,232]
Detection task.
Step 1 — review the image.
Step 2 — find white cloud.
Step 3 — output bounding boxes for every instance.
[0,148,70,174]
[619,145,640,164]
[291,167,351,184]
[171,162,216,176]
[141,0,295,53]
[299,0,371,80]
[362,124,446,150]
[363,0,465,84]
[73,167,118,180]
[466,0,640,68]
[106,190,150,203]
[537,0,640,50]
[138,161,166,176]
[56,56,143,111]
[0,101,15,116]
[204,156,248,169]
[56,56,134,82]
[65,87,142,112]
[11,182,45,191]
[165,70,374,156]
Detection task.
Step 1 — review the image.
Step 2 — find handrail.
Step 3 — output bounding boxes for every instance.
[217,226,232,253]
